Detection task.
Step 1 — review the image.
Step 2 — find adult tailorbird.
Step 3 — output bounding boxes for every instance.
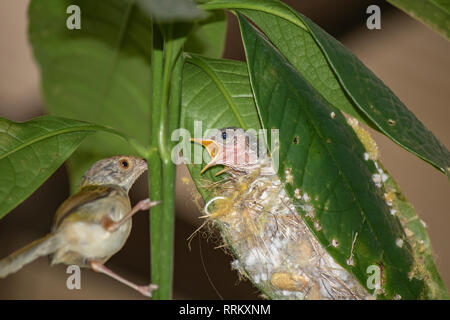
[0,155,159,297]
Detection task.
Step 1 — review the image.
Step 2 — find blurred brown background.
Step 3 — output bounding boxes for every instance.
[0,0,448,299]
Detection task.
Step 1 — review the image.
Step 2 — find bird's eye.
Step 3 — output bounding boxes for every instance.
[119,159,129,169]
[221,131,227,140]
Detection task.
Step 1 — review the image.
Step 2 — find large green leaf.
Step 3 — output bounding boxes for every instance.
[381,165,448,299]
[181,54,260,194]
[29,0,152,190]
[301,14,450,176]
[238,13,441,299]
[0,116,99,219]
[180,51,447,298]
[28,0,227,191]
[387,0,450,40]
[236,9,365,124]
[201,0,307,30]
[184,10,227,58]
[201,0,450,176]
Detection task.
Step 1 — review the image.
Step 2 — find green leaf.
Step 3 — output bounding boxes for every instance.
[29,0,226,191]
[0,116,97,219]
[201,0,450,176]
[301,14,450,176]
[136,0,205,22]
[387,0,450,40]
[184,10,227,58]
[381,165,449,299]
[235,9,366,124]
[200,0,307,30]
[181,54,447,298]
[201,0,365,124]
[181,54,261,197]
[29,0,153,190]
[238,13,435,299]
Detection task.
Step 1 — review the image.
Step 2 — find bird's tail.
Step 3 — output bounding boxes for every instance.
[0,234,59,278]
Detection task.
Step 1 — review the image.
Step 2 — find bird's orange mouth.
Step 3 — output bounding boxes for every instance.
[190,138,221,173]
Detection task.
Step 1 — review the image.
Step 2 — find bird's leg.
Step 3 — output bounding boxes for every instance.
[102,199,161,232]
[89,261,158,297]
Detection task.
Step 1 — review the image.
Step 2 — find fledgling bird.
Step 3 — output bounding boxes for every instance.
[192,128,371,300]
[0,155,159,297]
[191,127,265,176]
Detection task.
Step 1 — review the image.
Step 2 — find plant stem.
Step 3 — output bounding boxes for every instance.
[149,23,166,299]
[148,22,184,300]
[168,53,183,134]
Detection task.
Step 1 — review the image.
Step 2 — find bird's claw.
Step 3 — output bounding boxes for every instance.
[140,199,161,210]
[138,284,159,298]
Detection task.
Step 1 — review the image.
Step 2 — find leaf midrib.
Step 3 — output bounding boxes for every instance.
[187,55,247,129]
[0,126,98,160]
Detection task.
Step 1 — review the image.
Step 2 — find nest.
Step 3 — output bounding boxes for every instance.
[201,159,371,300]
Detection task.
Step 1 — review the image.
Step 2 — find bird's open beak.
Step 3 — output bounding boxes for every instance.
[190,138,221,174]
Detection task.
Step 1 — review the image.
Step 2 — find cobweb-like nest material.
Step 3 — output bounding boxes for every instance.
[202,159,371,300]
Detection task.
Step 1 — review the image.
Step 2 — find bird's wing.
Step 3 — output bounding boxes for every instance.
[51,185,115,231]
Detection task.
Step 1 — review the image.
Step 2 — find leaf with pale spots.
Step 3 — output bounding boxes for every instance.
[238,13,447,299]
[180,40,447,300]
[382,169,448,299]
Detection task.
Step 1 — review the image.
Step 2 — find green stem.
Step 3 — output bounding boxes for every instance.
[157,159,176,299]
[148,22,184,300]
[168,53,183,134]
[149,23,166,299]
[159,24,174,163]
[156,54,184,298]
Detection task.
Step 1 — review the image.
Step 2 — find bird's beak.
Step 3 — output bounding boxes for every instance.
[190,138,221,174]
[133,158,148,180]
[137,158,148,173]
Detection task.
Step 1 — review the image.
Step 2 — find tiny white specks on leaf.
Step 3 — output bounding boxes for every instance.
[302,192,310,202]
[314,221,321,231]
[284,168,293,184]
[364,152,370,161]
[372,174,382,188]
